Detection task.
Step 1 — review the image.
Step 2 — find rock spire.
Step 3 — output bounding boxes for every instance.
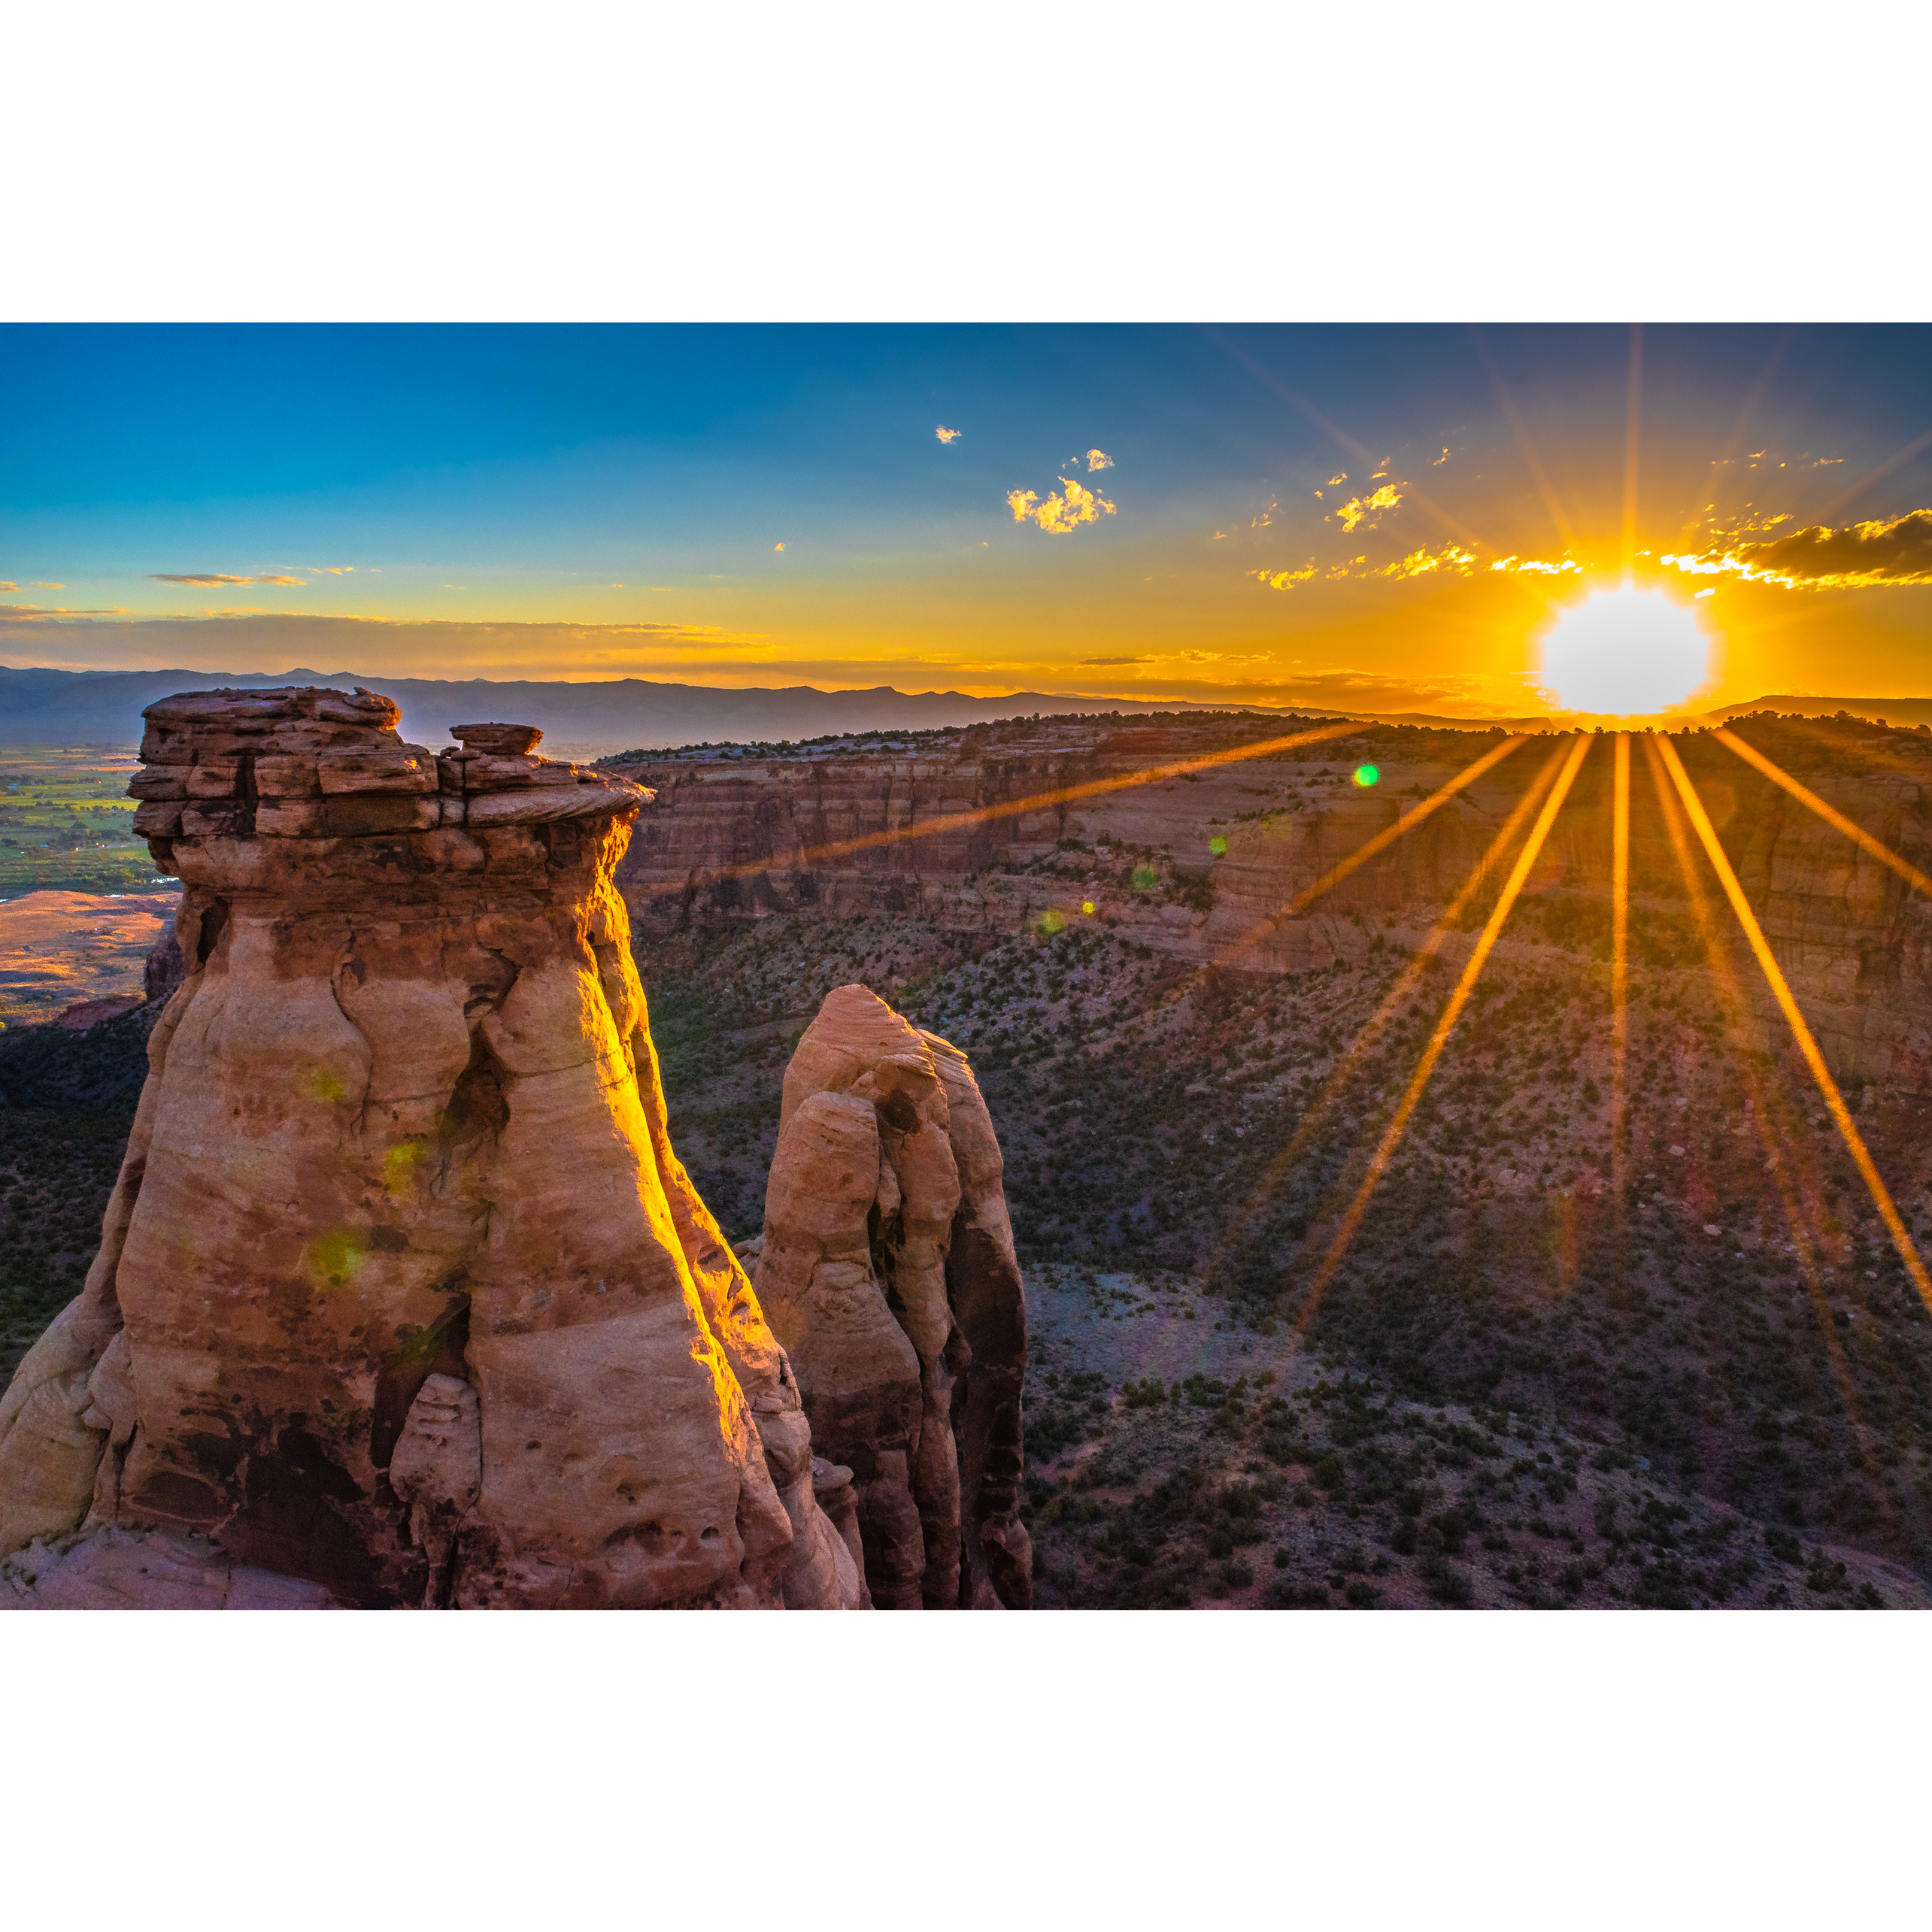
[753,983,1031,1607]
[0,686,860,1609]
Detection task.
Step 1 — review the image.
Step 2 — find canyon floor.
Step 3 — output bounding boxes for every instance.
[642,904,1932,1607]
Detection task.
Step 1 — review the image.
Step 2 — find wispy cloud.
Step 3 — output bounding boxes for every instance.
[1334,484,1402,532]
[1663,508,1932,588]
[1085,448,1113,471]
[1379,544,1479,579]
[1326,473,1348,487]
[936,425,962,443]
[1007,475,1117,534]
[1249,545,1580,592]
[1249,564,1317,591]
[149,571,306,587]
[1432,448,1450,465]
[1,601,131,622]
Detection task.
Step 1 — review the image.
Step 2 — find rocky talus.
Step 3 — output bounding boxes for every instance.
[0,686,861,1609]
[752,983,1031,1607]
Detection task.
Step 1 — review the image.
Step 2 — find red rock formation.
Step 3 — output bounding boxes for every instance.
[0,686,862,1609]
[753,983,1031,1607]
[609,717,1932,1096]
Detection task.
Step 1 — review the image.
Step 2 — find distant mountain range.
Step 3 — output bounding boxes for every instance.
[3,663,1927,755]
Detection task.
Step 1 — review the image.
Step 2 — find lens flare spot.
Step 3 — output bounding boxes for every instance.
[1352,765,1380,788]
[1131,865,1159,891]
[305,1067,351,1103]
[1209,836,1228,857]
[1081,900,1095,914]
[305,1228,365,1288]
[1038,907,1066,935]
[382,1140,425,1193]
[1538,583,1714,715]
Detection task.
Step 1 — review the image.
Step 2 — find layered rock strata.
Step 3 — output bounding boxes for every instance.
[610,717,1932,1096]
[0,686,860,1609]
[753,984,1031,1608]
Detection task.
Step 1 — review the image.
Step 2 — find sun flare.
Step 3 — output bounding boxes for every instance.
[1537,583,1714,716]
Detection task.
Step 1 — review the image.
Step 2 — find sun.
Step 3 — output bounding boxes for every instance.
[1536,583,1715,716]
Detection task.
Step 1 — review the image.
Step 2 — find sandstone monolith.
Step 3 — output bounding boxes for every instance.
[0,686,860,1609]
[753,983,1031,1607]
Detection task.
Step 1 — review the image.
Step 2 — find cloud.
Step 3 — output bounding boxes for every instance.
[936,425,962,443]
[1334,484,1402,532]
[1007,476,1117,534]
[774,542,785,551]
[1433,448,1450,465]
[1250,545,1581,591]
[148,572,306,587]
[1,601,131,622]
[1326,473,1348,487]
[1085,448,1113,471]
[0,583,14,592]
[1079,655,1152,666]
[1662,508,1932,588]
[1377,545,1479,580]
[304,564,355,575]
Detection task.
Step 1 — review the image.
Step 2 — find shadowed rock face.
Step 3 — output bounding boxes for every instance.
[754,983,1031,1608]
[0,686,860,1610]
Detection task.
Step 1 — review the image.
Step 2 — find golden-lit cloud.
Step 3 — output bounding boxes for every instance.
[1432,448,1450,465]
[936,425,962,443]
[1377,544,1479,579]
[1663,508,1932,587]
[1,601,131,622]
[1249,544,1582,592]
[773,542,785,551]
[1007,475,1117,534]
[1326,473,1348,487]
[1085,448,1113,471]
[149,571,306,586]
[1334,483,1402,532]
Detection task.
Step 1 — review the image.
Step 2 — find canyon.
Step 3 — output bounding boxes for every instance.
[5,696,1932,1608]
[609,708,1932,1099]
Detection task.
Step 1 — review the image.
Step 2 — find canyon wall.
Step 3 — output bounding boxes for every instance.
[0,688,860,1608]
[609,715,1932,1095]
